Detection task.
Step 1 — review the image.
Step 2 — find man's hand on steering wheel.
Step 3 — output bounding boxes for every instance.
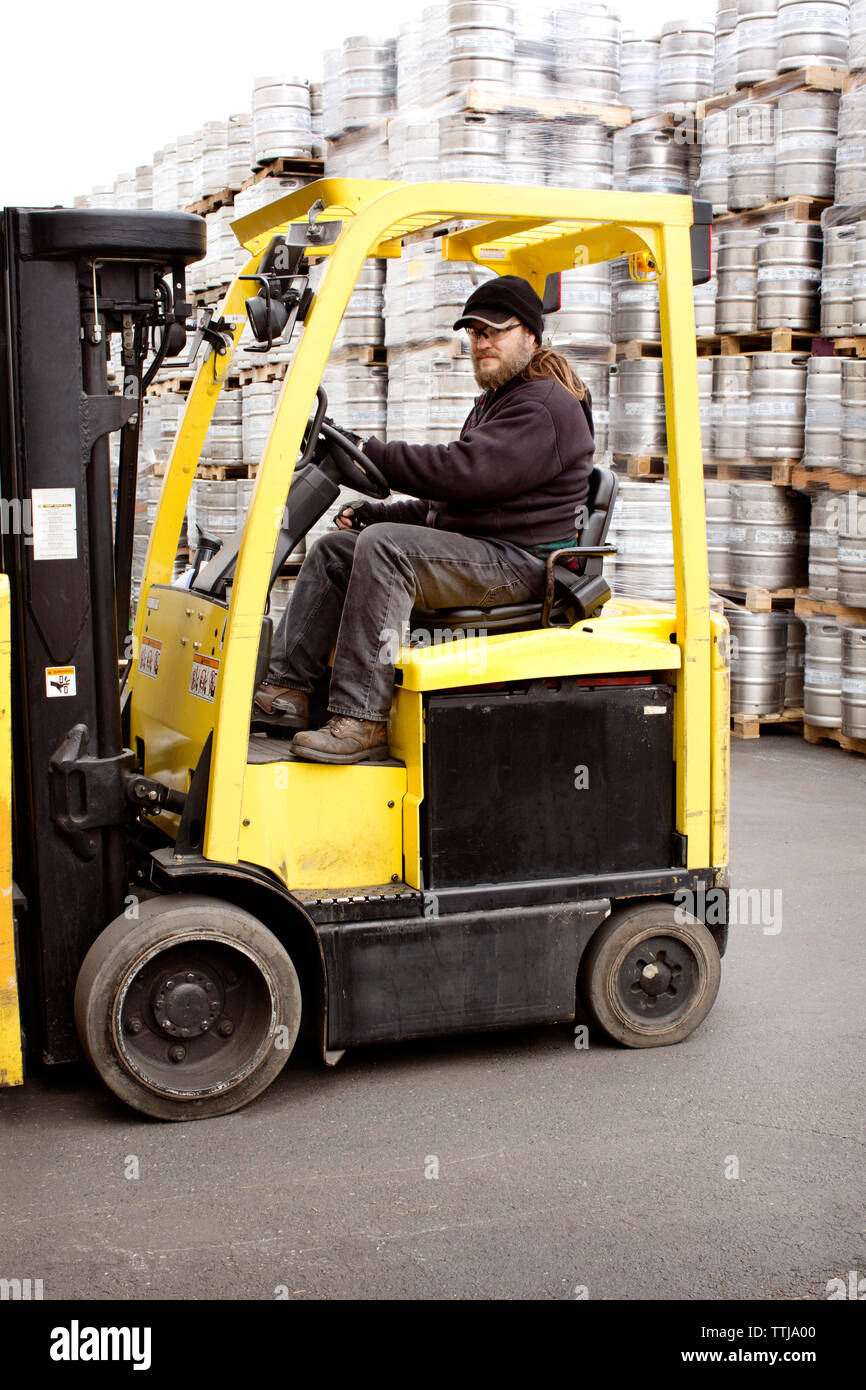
[314,419,390,499]
[323,416,363,450]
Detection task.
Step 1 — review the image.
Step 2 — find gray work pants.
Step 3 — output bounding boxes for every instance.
[266,523,538,721]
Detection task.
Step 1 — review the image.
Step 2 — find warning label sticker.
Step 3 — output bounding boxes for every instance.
[45,666,76,698]
[31,488,77,561]
[189,653,219,703]
[138,638,162,680]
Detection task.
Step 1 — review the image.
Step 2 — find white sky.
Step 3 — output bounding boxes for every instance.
[3,0,717,207]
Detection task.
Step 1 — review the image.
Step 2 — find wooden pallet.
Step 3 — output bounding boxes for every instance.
[700,328,818,355]
[719,584,806,612]
[842,70,866,93]
[830,337,866,359]
[622,106,698,138]
[329,343,388,366]
[145,378,191,399]
[462,84,631,129]
[732,707,803,740]
[795,594,866,624]
[615,340,662,360]
[791,465,866,492]
[195,462,250,480]
[396,218,462,249]
[371,335,476,363]
[615,339,722,360]
[612,453,667,479]
[803,723,866,755]
[235,361,289,385]
[153,459,254,480]
[698,65,847,117]
[712,196,830,229]
[185,187,235,218]
[708,457,798,485]
[247,156,325,182]
[190,286,226,308]
[612,453,797,484]
[561,342,617,365]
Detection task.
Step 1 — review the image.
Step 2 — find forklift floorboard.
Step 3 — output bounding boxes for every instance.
[247,733,298,762]
[247,734,406,767]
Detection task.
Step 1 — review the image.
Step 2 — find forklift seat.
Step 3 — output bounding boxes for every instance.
[411,465,618,635]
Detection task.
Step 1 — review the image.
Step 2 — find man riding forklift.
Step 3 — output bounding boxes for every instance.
[0,181,728,1119]
[253,276,596,763]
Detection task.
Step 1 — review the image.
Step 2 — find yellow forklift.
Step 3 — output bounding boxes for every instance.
[0,182,729,1119]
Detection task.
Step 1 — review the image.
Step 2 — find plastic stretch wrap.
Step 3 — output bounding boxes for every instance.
[835,86,866,208]
[384,240,496,349]
[386,342,480,443]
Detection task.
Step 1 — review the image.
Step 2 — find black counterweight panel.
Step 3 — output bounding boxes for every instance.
[422,679,675,888]
[320,899,611,1048]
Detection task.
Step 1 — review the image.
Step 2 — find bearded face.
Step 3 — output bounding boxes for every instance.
[470,322,538,391]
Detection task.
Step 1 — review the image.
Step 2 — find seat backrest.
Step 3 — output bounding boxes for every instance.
[580,466,619,548]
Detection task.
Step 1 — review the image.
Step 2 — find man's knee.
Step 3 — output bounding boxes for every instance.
[304,528,357,573]
[353,522,420,566]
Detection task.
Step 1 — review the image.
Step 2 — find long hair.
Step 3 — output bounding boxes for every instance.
[520,345,587,400]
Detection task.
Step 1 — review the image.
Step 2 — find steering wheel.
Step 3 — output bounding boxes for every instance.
[315,419,390,499]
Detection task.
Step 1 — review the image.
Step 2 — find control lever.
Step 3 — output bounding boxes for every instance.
[171,307,236,369]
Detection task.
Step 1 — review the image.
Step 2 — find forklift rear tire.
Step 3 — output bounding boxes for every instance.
[74,895,302,1121]
[579,902,721,1048]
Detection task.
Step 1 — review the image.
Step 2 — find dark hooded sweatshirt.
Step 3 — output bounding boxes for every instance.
[359,371,595,596]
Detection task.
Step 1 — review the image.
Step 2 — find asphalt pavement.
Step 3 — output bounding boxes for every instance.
[1,734,863,1301]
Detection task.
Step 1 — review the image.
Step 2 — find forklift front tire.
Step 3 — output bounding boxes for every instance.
[579,902,721,1049]
[74,895,302,1120]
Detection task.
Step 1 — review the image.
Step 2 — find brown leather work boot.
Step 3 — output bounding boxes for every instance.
[291,715,389,764]
[253,686,310,729]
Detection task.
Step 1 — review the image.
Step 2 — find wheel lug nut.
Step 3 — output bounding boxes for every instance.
[125,1017,143,1035]
[168,1045,186,1062]
[218,1019,234,1037]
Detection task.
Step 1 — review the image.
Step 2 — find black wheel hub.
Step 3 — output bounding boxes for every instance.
[617,936,697,1022]
[114,938,275,1098]
[152,969,223,1038]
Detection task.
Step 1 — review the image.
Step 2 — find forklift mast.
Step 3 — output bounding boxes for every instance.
[0,208,205,1061]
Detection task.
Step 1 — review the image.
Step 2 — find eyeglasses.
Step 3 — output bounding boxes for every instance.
[463,321,520,343]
